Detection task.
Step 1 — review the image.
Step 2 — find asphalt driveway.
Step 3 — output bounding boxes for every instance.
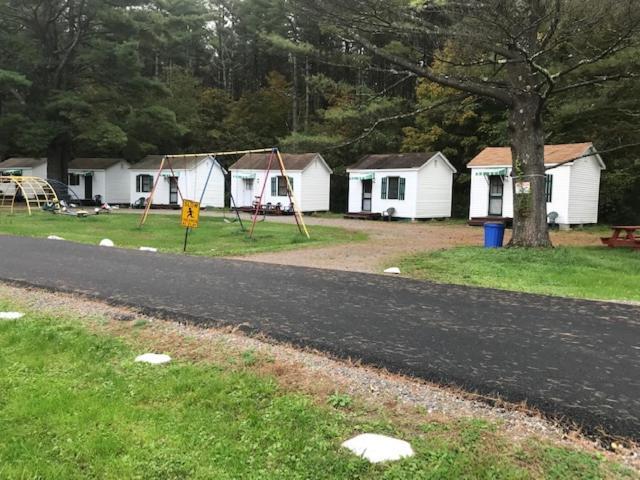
[0,235,638,439]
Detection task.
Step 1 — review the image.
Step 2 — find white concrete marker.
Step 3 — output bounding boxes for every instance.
[135,353,171,365]
[342,433,414,463]
[384,267,401,275]
[139,246,158,252]
[0,312,24,320]
[99,238,114,247]
[47,235,64,240]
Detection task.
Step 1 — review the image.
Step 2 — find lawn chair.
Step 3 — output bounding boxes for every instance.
[547,211,559,230]
[384,207,395,222]
[131,196,146,209]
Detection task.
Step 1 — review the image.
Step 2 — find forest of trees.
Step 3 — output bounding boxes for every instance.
[1,0,639,223]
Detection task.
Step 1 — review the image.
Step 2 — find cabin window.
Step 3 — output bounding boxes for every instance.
[545,174,553,202]
[136,174,153,193]
[381,176,405,200]
[271,176,293,196]
[68,173,80,186]
[488,175,504,216]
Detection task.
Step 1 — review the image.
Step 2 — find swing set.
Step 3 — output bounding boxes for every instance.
[137,147,309,242]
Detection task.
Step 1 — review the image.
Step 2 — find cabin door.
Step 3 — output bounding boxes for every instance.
[488,175,503,216]
[169,177,179,205]
[84,175,93,200]
[361,179,372,212]
[242,178,255,206]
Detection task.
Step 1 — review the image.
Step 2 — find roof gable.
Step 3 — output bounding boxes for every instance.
[467,143,596,168]
[230,152,322,171]
[421,152,457,174]
[348,152,439,170]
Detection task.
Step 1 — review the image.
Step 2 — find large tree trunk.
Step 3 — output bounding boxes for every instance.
[46,132,72,183]
[291,53,299,133]
[304,56,310,131]
[507,96,552,247]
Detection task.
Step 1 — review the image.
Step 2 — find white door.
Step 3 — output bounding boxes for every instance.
[242,179,255,206]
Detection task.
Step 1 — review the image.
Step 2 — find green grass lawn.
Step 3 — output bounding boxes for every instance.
[0,299,633,479]
[399,247,640,302]
[0,212,365,256]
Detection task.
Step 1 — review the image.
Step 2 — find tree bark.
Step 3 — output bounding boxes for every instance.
[46,132,72,183]
[291,53,299,133]
[304,56,310,131]
[507,95,552,247]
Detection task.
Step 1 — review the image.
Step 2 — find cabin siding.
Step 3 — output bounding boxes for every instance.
[416,154,454,218]
[567,156,601,224]
[469,161,598,224]
[130,160,225,207]
[230,154,330,212]
[230,170,309,211]
[104,161,132,204]
[300,157,331,211]
[191,159,225,207]
[130,169,171,205]
[348,169,419,218]
[468,168,514,218]
[32,163,48,179]
[545,165,571,224]
[347,176,363,213]
[68,169,107,201]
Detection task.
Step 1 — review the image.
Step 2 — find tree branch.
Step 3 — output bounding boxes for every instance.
[327,94,469,150]
[348,33,513,105]
[550,72,638,94]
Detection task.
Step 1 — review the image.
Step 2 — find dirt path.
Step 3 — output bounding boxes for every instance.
[228,215,603,273]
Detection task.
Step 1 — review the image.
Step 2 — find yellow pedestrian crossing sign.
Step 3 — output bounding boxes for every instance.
[181,200,200,228]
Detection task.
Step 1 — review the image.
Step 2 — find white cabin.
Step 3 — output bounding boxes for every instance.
[0,158,48,178]
[129,155,226,208]
[229,152,332,212]
[467,143,605,227]
[68,158,131,204]
[347,152,456,220]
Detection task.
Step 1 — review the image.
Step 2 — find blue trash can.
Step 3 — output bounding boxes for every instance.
[483,222,505,248]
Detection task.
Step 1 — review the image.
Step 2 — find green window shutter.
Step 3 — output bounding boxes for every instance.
[399,177,406,200]
[289,177,293,192]
[271,177,277,196]
[545,174,553,202]
[381,177,388,199]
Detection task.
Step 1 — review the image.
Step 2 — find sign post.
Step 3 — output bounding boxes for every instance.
[181,199,200,252]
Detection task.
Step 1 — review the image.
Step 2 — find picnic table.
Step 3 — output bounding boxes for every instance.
[601,226,640,249]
